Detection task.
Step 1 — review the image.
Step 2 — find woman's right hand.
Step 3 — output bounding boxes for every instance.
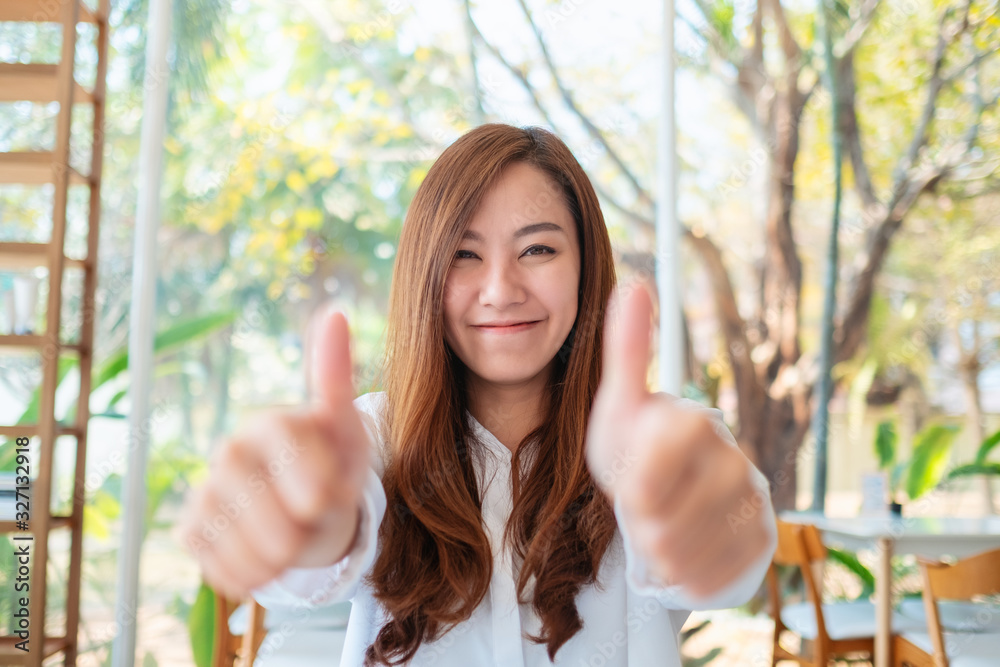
[178,305,372,601]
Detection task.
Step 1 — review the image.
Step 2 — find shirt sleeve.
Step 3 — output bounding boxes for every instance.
[251,465,387,609]
[616,396,778,611]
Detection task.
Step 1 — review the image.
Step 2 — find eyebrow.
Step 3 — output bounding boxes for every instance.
[461,221,567,242]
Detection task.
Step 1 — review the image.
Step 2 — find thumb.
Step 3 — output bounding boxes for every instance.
[306,302,357,411]
[599,280,654,408]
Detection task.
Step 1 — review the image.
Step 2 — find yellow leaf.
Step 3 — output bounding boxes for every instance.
[286,171,308,194]
[406,167,428,190]
[164,136,184,155]
[306,160,339,181]
[346,78,371,95]
[294,208,324,229]
[414,47,432,63]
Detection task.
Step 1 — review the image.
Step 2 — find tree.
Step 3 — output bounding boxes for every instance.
[465,0,1000,509]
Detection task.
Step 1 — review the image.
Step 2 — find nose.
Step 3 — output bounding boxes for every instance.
[478,258,527,310]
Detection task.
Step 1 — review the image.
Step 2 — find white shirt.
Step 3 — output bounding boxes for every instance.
[253,391,778,666]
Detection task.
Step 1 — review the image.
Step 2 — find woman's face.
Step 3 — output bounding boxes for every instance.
[443,162,581,391]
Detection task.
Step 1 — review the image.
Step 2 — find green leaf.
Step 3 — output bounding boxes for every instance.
[874,420,897,470]
[93,310,238,389]
[684,647,723,667]
[906,424,961,500]
[947,463,1000,480]
[0,310,237,472]
[189,582,217,667]
[827,547,875,598]
[975,428,1000,464]
[680,618,711,642]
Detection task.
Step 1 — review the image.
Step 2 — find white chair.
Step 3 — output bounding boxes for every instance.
[227,599,351,667]
[769,520,926,666]
[893,548,1000,667]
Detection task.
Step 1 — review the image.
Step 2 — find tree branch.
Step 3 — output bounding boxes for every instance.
[835,0,882,57]
[682,227,765,435]
[836,51,880,208]
[513,0,654,208]
[764,0,803,66]
[890,0,971,203]
[467,14,653,234]
[833,51,999,364]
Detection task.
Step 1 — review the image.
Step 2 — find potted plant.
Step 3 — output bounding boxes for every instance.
[874,420,963,514]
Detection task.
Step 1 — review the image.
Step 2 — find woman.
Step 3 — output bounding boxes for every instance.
[181,123,777,666]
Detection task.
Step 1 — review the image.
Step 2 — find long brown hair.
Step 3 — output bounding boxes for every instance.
[365,123,618,665]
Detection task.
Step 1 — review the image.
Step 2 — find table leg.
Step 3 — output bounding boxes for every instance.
[875,537,893,667]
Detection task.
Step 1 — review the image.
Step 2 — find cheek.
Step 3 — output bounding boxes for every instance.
[548,269,579,321]
[442,280,467,342]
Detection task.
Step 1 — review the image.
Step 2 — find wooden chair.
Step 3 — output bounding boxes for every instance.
[768,519,924,666]
[213,593,268,667]
[893,548,1000,667]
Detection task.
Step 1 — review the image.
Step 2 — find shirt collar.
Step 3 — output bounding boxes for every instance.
[465,409,512,460]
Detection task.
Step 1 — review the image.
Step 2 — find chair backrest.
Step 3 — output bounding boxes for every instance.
[212,591,268,667]
[769,519,830,647]
[774,520,827,566]
[919,547,1000,667]
[922,548,1000,601]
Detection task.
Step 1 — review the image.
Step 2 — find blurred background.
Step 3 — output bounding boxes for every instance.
[0,0,998,664]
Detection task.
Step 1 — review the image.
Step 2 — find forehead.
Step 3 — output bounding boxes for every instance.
[464,162,573,235]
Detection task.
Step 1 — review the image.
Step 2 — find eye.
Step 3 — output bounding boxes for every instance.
[523,245,555,257]
[454,249,478,260]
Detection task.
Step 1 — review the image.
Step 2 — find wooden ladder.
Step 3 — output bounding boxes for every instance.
[0,0,109,664]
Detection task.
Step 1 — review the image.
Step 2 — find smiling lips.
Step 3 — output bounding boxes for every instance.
[473,320,542,333]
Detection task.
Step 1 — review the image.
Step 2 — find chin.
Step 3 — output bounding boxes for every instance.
[470,359,553,386]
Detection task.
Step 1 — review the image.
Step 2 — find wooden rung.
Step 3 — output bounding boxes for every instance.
[0,335,87,354]
[0,0,97,23]
[0,152,89,186]
[0,517,73,533]
[0,242,89,270]
[0,635,69,663]
[0,334,46,350]
[0,63,93,103]
[0,424,80,438]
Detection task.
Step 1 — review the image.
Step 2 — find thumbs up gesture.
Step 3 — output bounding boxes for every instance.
[179,305,372,601]
[586,282,771,600]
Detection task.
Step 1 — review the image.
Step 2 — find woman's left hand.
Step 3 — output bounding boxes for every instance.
[585,281,772,600]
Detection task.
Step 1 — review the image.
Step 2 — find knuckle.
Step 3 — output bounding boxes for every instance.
[217,439,244,469]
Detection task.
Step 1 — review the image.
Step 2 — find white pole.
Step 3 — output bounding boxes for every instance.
[657,0,683,395]
[111,0,172,663]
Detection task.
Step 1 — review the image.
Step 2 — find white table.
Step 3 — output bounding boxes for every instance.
[780,512,1000,667]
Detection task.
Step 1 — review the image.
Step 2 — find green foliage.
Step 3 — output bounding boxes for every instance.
[906,424,961,501]
[827,547,875,598]
[680,619,723,666]
[684,647,723,667]
[0,310,236,472]
[872,420,964,501]
[948,462,1000,480]
[188,582,216,667]
[946,427,1000,482]
[92,311,238,389]
[975,428,1000,465]
[874,420,897,471]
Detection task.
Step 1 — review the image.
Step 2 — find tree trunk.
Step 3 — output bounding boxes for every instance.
[750,393,814,510]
